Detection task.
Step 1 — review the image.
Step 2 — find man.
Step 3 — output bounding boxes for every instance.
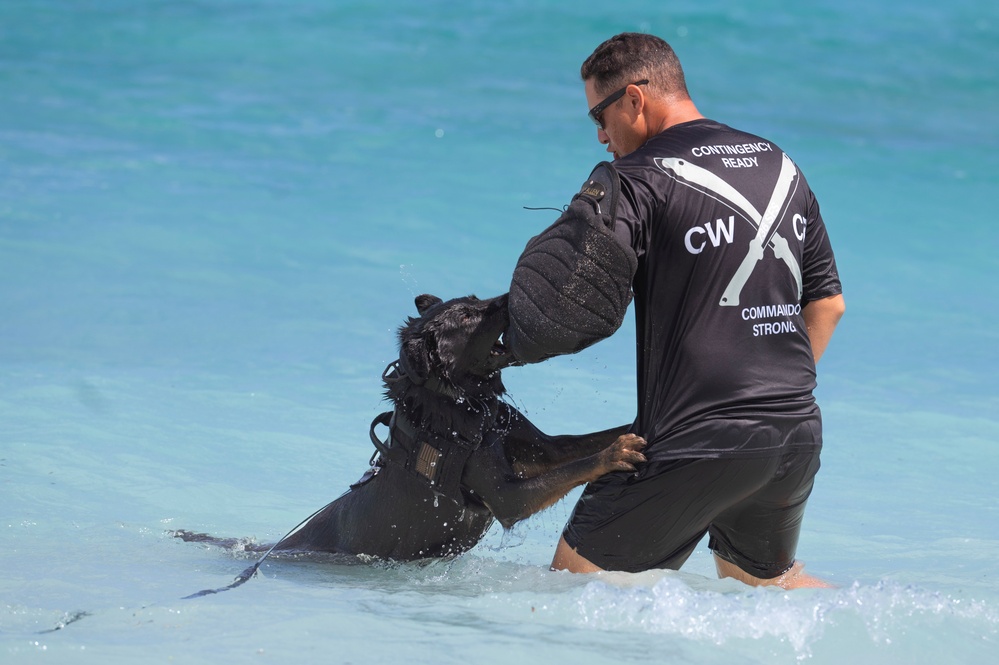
[508,33,844,589]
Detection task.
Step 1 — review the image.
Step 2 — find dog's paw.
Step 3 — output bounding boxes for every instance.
[601,433,647,472]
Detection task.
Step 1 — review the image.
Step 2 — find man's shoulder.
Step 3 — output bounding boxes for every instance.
[644,119,783,159]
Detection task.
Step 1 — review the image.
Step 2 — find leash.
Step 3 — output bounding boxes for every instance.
[183,358,496,599]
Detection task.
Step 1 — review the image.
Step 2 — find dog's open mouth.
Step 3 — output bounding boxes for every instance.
[490,334,522,368]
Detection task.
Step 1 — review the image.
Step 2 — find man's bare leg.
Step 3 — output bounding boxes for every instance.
[550,536,604,573]
[714,555,835,589]
[552,539,833,587]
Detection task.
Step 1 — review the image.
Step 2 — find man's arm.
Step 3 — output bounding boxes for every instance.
[802,294,845,363]
[506,184,637,364]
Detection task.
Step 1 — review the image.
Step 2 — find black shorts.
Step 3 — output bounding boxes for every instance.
[562,448,821,577]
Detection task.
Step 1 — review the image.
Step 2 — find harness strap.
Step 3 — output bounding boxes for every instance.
[368,407,479,507]
[368,359,501,506]
[395,411,476,506]
[390,357,463,400]
[368,410,394,460]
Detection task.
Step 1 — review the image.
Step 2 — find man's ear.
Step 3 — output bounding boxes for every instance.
[626,83,645,116]
[415,294,443,315]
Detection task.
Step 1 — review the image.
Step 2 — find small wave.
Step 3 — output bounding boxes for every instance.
[575,576,999,658]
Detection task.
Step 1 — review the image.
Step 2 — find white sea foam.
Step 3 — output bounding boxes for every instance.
[574,575,999,658]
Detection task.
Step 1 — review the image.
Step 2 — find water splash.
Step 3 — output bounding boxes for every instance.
[573,576,999,659]
[489,522,529,551]
[399,264,420,297]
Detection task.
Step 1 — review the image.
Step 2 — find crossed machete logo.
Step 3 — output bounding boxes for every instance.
[656,153,803,306]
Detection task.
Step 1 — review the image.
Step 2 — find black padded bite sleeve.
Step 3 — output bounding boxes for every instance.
[507,162,637,364]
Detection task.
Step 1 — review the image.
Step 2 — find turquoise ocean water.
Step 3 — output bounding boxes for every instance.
[2,1,997,662]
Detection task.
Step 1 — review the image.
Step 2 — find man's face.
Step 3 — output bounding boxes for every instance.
[584,79,645,160]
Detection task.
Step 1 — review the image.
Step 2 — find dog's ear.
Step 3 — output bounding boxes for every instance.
[401,331,433,381]
[415,294,443,315]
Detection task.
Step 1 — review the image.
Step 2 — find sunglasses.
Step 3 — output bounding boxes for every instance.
[587,79,649,129]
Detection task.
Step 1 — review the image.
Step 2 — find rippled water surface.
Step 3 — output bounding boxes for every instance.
[2,1,997,662]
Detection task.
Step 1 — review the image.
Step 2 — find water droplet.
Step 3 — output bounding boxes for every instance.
[433,496,439,508]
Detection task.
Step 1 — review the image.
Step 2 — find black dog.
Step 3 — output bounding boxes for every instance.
[175,293,644,563]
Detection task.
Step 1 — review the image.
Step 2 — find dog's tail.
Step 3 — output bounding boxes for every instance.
[170,530,269,552]
[177,498,339,600]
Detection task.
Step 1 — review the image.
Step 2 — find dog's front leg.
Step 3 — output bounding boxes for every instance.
[467,433,646,529]
[503,410,632,477]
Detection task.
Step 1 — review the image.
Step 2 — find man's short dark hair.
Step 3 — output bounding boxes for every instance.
[581,33,690,100]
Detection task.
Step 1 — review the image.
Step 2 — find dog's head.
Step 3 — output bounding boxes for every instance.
[397,293,515,399]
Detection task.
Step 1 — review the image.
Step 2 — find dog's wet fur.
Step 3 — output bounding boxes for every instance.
[174,293,644,562]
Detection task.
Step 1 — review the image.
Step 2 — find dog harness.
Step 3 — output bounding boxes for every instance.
[366,360,505,507]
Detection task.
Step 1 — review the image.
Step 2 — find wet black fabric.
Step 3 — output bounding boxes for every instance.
[507,163,638,364]
[563,446,821,576]
[370,409,479,508]
[609,119,840,458]
[509,119,841,459]
[530,119,844,577]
